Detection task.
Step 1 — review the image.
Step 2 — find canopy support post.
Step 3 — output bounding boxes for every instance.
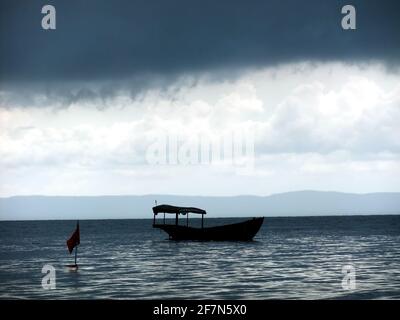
[153,213,156,226]
[201,214,204,229]
[175,213,178,226]
[187,213,189,227]
[163,213,165,225]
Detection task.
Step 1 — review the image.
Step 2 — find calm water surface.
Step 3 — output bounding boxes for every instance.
[0,216,399,299]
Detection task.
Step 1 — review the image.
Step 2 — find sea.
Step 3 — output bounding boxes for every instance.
[0,215,399,299]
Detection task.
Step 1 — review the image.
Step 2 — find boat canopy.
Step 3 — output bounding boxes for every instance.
[152,204,206,215]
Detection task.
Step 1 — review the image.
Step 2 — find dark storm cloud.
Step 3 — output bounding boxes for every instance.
[0,0,399,104]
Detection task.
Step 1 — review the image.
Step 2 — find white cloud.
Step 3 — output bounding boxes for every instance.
[0,62,399,196]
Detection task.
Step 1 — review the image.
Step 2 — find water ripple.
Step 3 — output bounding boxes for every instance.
[0,216,399,299]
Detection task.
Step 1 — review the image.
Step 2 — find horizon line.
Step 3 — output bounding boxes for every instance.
[1,213,400,222]
[1,189,400,199]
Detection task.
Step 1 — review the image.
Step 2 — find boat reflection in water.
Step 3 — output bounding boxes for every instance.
[152,204,264,241]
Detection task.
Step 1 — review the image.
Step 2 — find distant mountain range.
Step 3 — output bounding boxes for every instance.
[0,191,399,220]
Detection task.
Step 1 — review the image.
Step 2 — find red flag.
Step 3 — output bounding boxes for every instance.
[67,222,80,254]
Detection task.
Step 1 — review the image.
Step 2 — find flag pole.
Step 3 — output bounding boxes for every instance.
[75,220,79,266]
[66,220,80,269]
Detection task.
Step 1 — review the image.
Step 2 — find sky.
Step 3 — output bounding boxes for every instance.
[0,0,399,196]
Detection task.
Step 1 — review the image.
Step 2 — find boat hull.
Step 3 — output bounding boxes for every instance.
[153,217,264,241]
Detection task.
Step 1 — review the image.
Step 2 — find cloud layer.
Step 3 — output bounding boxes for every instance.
[1,0,400,104]
[1,63,399,196]
[1,2,399,196]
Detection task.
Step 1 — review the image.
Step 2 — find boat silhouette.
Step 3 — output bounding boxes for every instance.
[152,204,264,241]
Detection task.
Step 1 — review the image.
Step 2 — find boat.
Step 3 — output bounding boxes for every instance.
[152,204,264,241]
